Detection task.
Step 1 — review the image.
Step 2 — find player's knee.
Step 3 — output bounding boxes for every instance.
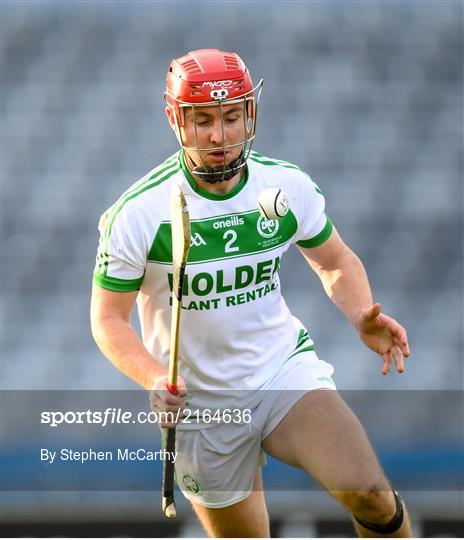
[343,483,395,522]
[352,488,406,535]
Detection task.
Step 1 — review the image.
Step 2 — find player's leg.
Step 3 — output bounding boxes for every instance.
[261,389,413,537]
[189,468,270,538]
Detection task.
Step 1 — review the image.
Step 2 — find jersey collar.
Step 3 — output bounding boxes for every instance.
[179,151,248,201]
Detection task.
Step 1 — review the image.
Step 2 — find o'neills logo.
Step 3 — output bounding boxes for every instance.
[202,80,233,88]
[213,216,245,229]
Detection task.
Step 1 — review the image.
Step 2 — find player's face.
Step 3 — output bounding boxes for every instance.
[179,103,247,169]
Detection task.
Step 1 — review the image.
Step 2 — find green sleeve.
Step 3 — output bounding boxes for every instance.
[93,273,143,292]
[296,216,334,248]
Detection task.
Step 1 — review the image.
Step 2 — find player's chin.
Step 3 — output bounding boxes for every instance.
[202,152,229,168]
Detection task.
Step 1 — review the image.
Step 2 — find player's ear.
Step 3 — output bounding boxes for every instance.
[246,98,255,135]
[166,106,186,137]
[165,106,176,131]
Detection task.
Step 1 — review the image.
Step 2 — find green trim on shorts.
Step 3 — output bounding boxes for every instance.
[295,329,310,349]
[284,329,315,364]
[286,345,315,362]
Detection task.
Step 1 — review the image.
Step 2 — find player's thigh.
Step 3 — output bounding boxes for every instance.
[190,468,270,538]
[262,389,390,496]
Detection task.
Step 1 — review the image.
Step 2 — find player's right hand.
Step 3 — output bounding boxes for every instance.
[149,374,187,429]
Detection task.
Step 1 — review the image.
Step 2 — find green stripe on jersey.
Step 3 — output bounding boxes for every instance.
[96,157,181,276]
[296,216,334,248]
[93,273,144,292]
[249,151,301,171]
[250,152,325,197]
[103,153,179,226]
[287,345,315,361]
[103,158,180,237]
[148,209,298,265]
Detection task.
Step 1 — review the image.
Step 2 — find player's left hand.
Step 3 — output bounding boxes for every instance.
[356,303,410,375]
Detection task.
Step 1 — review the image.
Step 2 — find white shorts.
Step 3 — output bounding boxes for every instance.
[174,350,336,508]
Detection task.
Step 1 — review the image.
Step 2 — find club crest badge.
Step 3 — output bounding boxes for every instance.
[182,473,202,495]
[257,215,279,238]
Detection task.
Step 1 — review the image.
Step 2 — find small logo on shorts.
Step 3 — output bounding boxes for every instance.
[182,473,201,495]
[317,376,334,384]
[257,216,279,238]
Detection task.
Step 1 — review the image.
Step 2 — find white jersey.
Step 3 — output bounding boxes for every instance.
[94,150,333,411]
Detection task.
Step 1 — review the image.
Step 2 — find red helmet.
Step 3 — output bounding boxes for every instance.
[165,49,263,183]
[166,49,254,111]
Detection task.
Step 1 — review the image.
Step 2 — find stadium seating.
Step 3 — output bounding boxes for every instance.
[3,1,462,534]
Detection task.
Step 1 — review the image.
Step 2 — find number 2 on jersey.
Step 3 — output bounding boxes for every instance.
[223,229,239,253]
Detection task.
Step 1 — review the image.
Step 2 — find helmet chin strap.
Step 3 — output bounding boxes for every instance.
[185,152,245,184]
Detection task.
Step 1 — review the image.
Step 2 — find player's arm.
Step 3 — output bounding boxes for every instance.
[90,284,166,390]
[91,284,186,425]
[297,227,372,327]
[297,227,410,373]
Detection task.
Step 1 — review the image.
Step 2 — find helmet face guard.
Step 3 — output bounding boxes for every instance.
[165,81,263,183]
[164,49,264,183]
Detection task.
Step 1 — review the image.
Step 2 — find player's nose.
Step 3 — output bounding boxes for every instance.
[209,119,226,146]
